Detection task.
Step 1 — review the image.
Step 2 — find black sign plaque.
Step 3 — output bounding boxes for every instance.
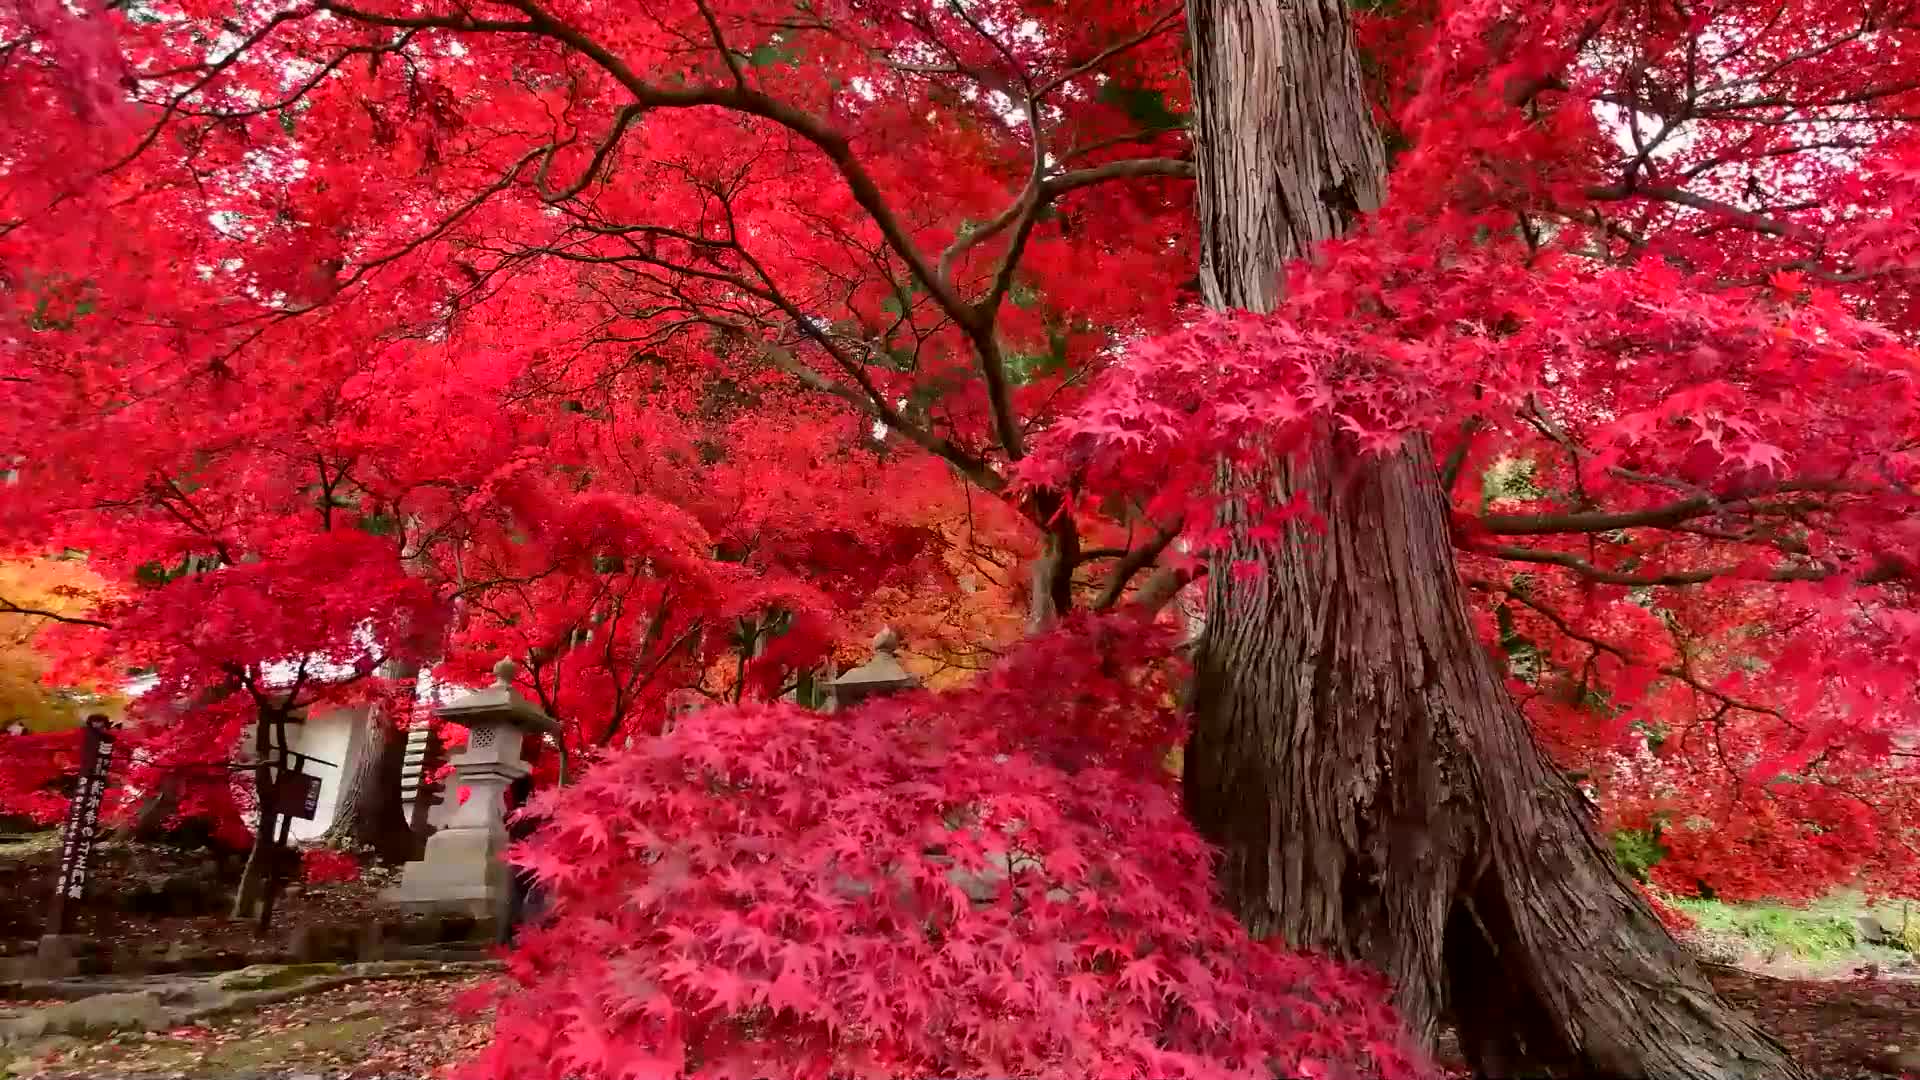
[274,770,322,821]
[48,715,115,934]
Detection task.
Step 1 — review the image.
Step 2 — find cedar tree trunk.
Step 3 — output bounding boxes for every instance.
[319,704,414,862]
[1179,2,1803,1077]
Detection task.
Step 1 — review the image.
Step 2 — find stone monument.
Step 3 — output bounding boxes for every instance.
[381,658,556,928]
[827,627,921,711]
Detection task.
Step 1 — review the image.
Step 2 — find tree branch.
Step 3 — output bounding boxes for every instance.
[1469,540,1905,588]
[1092,520,1182,611]
[1468,577,1785,720]
[1470,479,1866,535]
[0,597,109,628]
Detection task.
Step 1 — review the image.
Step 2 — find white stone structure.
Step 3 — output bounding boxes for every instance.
[277,706,366,841]
[381,658,556,925]
[120,671,389,842]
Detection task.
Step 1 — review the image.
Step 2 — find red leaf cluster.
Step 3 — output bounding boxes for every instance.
[473,619,1425,1080]
[300,846,363,885]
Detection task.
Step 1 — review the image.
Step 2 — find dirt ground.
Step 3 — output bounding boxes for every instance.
[6,974,496,1080]
[6,835,1919,1078]
[2,966,1916,1079]
[1708,965,1920,1079]
[0,834,390,966]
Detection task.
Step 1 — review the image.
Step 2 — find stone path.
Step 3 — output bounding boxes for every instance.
[1,961,497,1046]
[3,965,497,1080]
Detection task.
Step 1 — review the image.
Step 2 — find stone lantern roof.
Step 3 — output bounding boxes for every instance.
[827,627,921,710]
[437,658,559,735]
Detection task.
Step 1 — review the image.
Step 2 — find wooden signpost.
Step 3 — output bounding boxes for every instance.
[256,752,327,934]
[47,715,116,935]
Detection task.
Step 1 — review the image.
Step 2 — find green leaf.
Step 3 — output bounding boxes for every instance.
[880,294,906,318]
[1610,826,1669,882]
[907,372,968,410]
[746,35,798,69]
[1095,83,1188,130]
[358,512,401,537]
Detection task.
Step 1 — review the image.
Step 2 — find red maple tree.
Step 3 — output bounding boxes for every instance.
[3,0,1918,1074]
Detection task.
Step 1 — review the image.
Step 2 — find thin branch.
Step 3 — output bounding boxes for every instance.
[1470,540,1905,587]
[533,104,644,203]
[1469,577,1786,720]
[0,597,109,628]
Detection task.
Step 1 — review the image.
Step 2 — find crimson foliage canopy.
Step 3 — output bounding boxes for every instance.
[2,0,1919,1071]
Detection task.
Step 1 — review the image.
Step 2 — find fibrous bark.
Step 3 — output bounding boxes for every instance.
[319,703,414,861]
[1179,2,1803,1076]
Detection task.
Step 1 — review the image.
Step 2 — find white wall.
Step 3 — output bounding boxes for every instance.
[236,706,365,842]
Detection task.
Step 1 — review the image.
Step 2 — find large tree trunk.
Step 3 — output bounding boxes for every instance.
[1179,3,1803,1077]
[319,704,414,862]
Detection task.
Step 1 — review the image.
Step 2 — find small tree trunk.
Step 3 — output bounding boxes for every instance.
[120,771,182,841]
[230,711,276,920]
[1025,500,1081,633]
[1180,2,1803,1076]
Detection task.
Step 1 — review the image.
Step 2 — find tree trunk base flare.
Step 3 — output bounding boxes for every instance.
[319,704,415,862]
[1178,0,1804,1074]
[1183,439,1802,1079]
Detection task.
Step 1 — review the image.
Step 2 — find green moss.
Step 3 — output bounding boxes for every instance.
[119,1017,388,1071]
[1671,897,1861,962]
[0,832,60,860]
[213,963,340,991]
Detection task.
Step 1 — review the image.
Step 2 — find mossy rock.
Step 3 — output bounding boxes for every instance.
[211,962,340,992]
[341,959,437,977]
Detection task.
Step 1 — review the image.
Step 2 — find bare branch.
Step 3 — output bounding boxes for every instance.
[1471,479,1868,535]
[1092,520,1182,610]
[0,596,109,629]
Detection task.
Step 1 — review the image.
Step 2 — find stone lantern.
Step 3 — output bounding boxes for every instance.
[827,627,921,711]
[382,658,558,926]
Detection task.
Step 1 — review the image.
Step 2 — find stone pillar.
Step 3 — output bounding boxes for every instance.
[381,659,556,930]
[826,627,921,711]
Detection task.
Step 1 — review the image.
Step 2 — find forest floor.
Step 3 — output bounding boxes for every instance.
[5,835,1920,1078]
[2,972,496,1080]
[0,833,394,966]
[0,965,1916,1079]
[1700,966,1920,1078]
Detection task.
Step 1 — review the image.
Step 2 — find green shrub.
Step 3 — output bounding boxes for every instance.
[1611,826,1667,882]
